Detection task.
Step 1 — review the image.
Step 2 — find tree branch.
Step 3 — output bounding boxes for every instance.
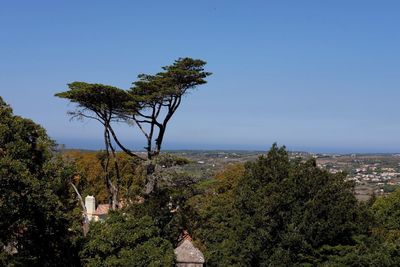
[70,181,87,216]
[136,110,153,119]
[70,181,90,236]
[108,125,144,161]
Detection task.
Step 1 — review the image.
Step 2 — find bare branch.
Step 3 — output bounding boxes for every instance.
[70,182,87,215]
[70,181,90,236]
[136,110,153,119]
[108,125,144,161]
[132,118,151,146]
[134,119,152,124]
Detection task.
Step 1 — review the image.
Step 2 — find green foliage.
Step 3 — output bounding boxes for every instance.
[0,97,80,266]
[127,178,196,247]
[320,235,400,266]
[371,189,400,242]
[62,150,144,204]
[155,153,191,168]
[81,211,174,267]
[63,150,109,203]
[131,57,211,106]
[383,183,400,193]
[55,82,131,120]
[129,57,212,158]
[372,189,400,229]
[191,144,368,266]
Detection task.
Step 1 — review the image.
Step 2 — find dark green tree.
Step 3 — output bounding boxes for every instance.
[126,170,199,247]
[80,211,174,267]
[192,144,367,266]
[0,97,81,266]
[129,57,211,160]
[127,57,211,193]
[371,188,400,241]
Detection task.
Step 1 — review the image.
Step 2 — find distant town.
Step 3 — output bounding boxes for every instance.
[315,153,400,201]
[165,150,400,201]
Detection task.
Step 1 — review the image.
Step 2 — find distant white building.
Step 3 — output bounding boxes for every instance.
[85,195,110,222]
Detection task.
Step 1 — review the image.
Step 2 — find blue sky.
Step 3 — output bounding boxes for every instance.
[1,1,400,153]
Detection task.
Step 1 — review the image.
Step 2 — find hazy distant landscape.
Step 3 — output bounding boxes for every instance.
[63,148,400,202]
[161,150,400,202]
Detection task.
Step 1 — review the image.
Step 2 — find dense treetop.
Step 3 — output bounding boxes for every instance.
[188,145,400,266]
[0,96,80,266]
[55,82,131,124]
[81,212,174,267]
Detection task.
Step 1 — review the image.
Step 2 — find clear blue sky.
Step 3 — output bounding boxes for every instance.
[1,1,400,153]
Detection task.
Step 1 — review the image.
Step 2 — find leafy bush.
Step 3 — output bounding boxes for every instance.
[80,212,174,267]
[191,144,368,266]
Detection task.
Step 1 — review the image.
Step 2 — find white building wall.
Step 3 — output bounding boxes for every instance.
[85,195,96,221]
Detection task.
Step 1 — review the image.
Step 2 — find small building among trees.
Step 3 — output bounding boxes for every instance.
[174,231,205,267]
[85,195,110,222]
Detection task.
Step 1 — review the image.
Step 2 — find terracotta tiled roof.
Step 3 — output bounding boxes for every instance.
[93,204,110,215]
[178,230,192,243]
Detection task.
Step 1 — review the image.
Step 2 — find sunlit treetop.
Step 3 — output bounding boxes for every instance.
[131,57,211,108]
[55,82,133,124]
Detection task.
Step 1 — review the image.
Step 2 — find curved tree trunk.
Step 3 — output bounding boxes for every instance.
[105,127,120,210]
